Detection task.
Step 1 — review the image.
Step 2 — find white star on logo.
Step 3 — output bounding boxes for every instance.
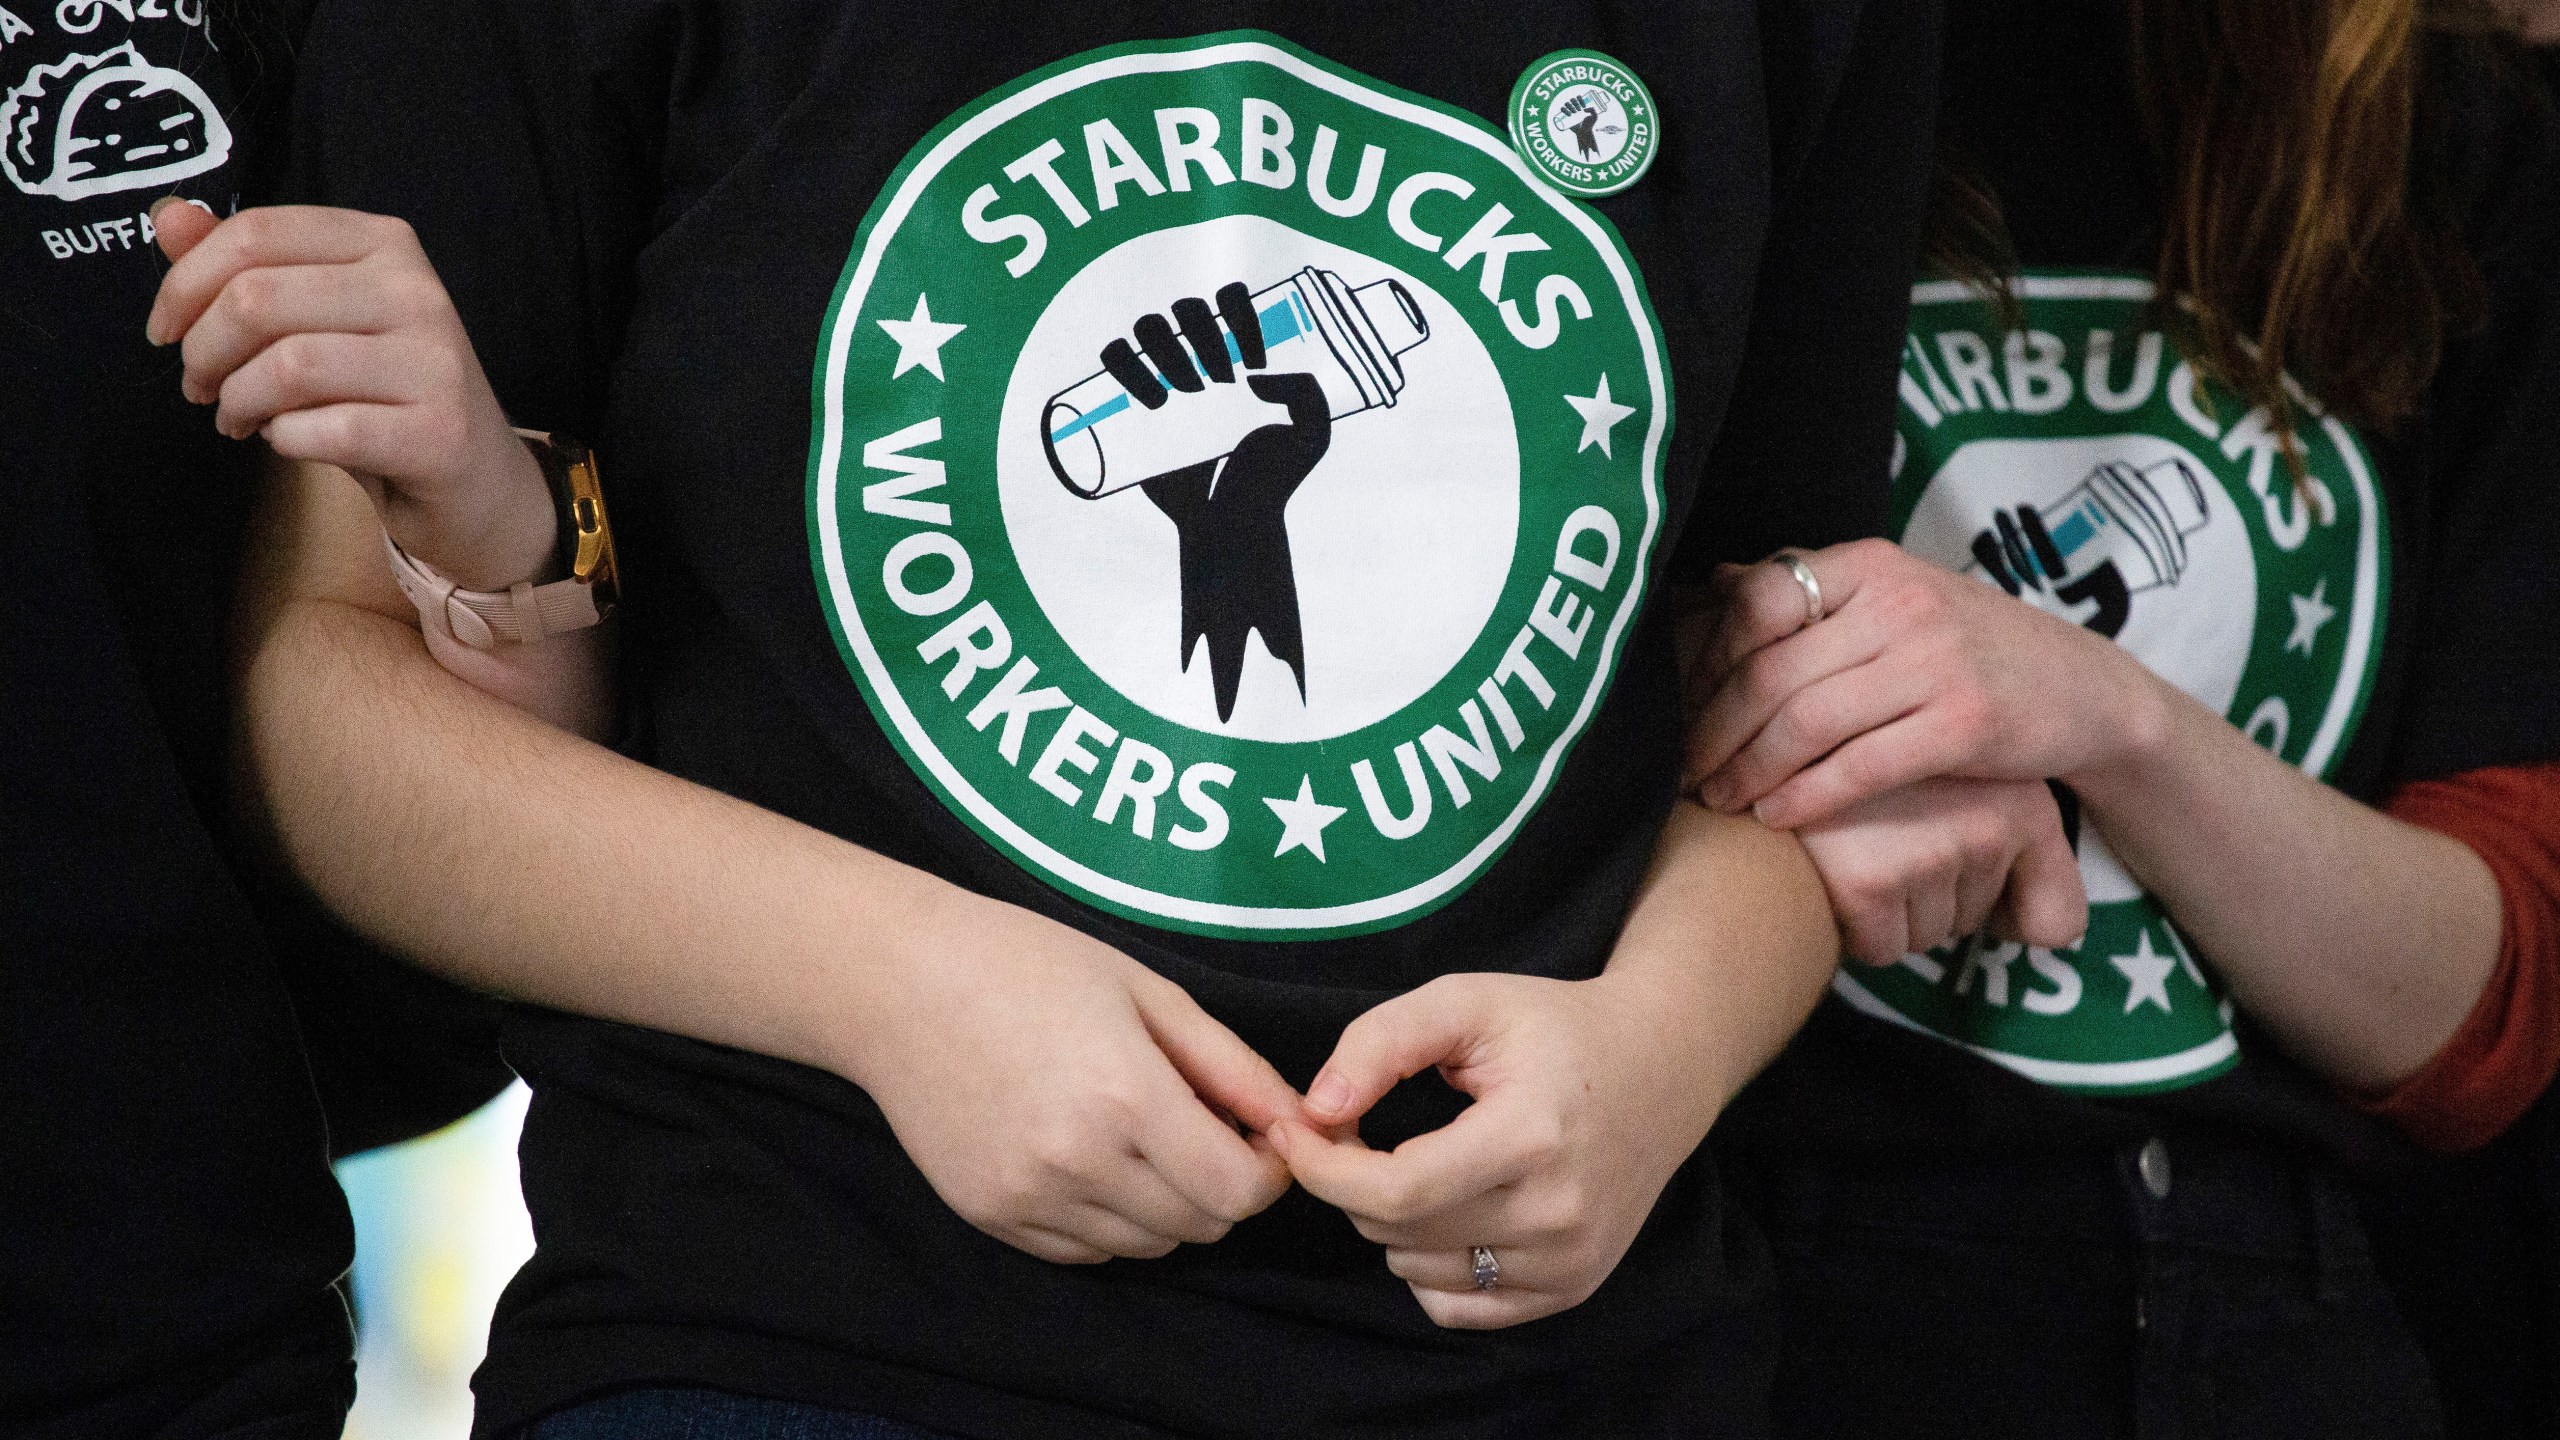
[876,294,966,381]
[1563,373,1638,458]
[2109,929,2179,1015]
[2285,575,2337,656]
[1263,775,1347,863]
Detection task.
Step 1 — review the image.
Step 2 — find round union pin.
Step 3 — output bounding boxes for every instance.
[1507,48,1659,198]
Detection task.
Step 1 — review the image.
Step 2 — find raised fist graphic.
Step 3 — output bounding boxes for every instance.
[1107,287,1332,721]
[1039,268,1429,722]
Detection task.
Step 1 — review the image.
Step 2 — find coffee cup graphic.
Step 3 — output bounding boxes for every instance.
[1040,266,1429,499]
[1969,458,2211,639]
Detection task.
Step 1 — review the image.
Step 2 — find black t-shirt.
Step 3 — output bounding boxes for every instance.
[290,2,1943,1434]
[0,4,359,1434]
[1719,0,2560,1172]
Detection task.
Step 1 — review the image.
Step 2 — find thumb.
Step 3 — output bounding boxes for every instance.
[1303,976,1494,1129]
[151,196,218,263]
[1132,975,1302,1136]
[1994,815,2089,951]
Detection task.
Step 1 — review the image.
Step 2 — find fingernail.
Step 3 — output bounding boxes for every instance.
[1307,1072,1350,1119]
[149,194,182,222]
[2066,932,2087,952]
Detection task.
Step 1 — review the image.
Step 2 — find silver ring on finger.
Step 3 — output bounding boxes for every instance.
[1471,1245,1500,1293]
[1775,551,1825,632]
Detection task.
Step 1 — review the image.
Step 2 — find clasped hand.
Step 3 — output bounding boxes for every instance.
[1679,539,2167,963]
[1274,969,1719,1329]
[851,893,1715,1332]
[146,202,557,592]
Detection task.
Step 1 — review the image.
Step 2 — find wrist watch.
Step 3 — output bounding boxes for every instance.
[384,429,621,650]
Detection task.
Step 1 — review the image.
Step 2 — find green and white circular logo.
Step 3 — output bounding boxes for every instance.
[1505,49,1658,198]
[808,32,1670,938]
[1833,273,2390,1093]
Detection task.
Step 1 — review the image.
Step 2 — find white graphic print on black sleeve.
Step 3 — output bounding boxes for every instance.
[2,1,234,271]
[2,40,228,200]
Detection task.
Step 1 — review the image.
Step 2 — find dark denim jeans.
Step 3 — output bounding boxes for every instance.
[1735,1138,2446,1440]
[523,1388,956,1440]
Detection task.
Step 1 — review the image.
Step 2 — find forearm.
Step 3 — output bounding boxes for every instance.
[243,494,1325,1262]
[416,617,617,741]
[241,593,967,1080]
[1599,801,1841,1111]
[234,463,975,1088]
[2073,678,2502,1092]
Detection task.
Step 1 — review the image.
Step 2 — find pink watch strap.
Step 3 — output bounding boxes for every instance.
[382,531,606,650]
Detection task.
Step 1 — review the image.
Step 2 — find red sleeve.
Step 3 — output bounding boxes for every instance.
[2358,764,2560,1153]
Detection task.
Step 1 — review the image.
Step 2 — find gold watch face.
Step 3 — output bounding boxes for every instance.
[523,430,617,605]
[563,446,619,603]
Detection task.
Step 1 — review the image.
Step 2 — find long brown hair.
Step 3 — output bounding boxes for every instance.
[1931,0,2499,437]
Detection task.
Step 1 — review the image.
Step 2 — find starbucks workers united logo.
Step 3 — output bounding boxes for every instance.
[1834,273,2389,1093]
[1506,49,1658,198]
[809,33,1669,937]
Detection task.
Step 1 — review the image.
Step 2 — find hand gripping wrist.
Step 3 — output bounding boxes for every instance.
[384,430,620,650]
